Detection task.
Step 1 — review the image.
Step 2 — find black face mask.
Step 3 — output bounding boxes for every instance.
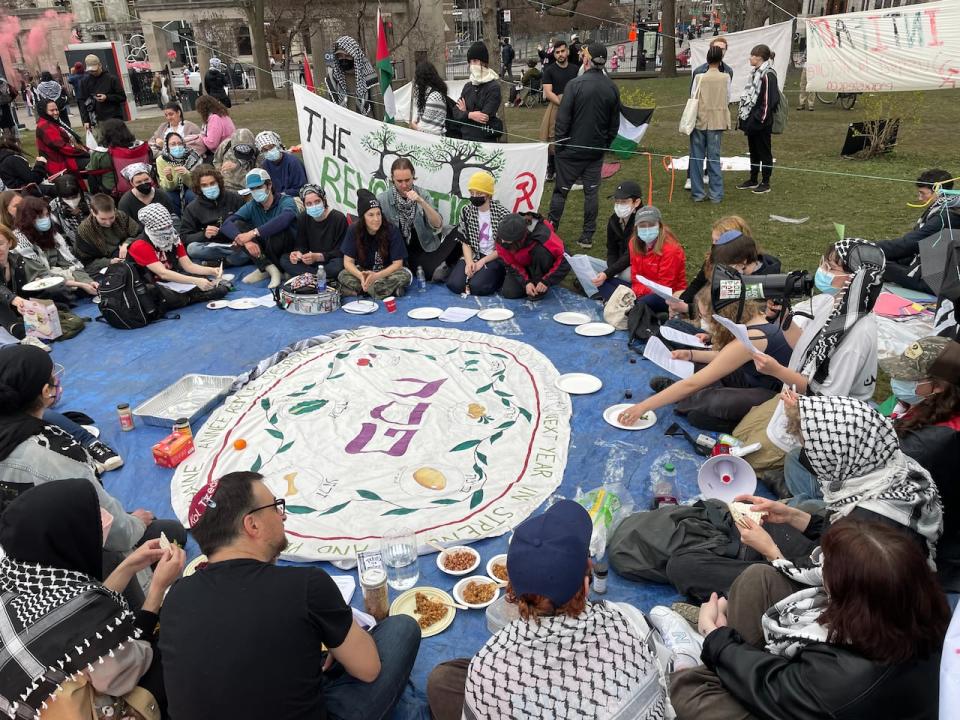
[338,58,355,72]
[135,182,153,195]
[469,196,486,207]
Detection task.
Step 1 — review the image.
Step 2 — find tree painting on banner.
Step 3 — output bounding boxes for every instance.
[293,85,548,226]
[806,0,960,93]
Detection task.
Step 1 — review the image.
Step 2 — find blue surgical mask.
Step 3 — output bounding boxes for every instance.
[170,145,186,159]
[265,148,282,162]
[814,268,838,295]
[306,204,325,219]
[637,226,659,244]
[34,216,52,233]
[890,378,924,405]
[202,185,221,200]
[252,188,269,204]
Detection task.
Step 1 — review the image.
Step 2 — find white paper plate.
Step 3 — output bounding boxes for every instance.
[407,306,443,320]
[436,546,481,576]
[22,276,65,292]
[342,300,379,315]
[486,553,508,585]
[227,298,260,310]
[603,404,657,430]
[477,308,514,322]
[207,300,229,310]
[453,576,501,609]
[553,311,592,326]
[555,373,603,394]
[575,322,616,337]
[182,554,208,577]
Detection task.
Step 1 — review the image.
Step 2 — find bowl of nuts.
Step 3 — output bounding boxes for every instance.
[436,546,481,576]
[453,576,501,609]
[486,553,508,585]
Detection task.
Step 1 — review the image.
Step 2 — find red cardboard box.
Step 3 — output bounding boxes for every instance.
[152,432,195,468]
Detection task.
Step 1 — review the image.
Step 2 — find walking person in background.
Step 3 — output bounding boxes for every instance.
[203,58,231,108]
[549,42,620,249]
[796,49,814,111]
[409,61,448,136]
[500,38,515,81]
[736,44,780,195]
[690,45,732,203]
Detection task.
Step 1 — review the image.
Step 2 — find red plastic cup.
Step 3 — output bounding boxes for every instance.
[384,296,397,313]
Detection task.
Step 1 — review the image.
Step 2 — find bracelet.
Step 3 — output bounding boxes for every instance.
[688,350,694,361]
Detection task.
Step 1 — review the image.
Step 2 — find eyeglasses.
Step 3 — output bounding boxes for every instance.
[246,498,286,517]
[51,363,65,386]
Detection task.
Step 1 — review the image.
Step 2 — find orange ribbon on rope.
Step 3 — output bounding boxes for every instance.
[661,155,676,204]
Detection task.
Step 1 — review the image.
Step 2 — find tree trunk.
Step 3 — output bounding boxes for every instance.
[744,0,770,29]
[660,0,677,78]
[246,0,276,99]
[479,0,508,137]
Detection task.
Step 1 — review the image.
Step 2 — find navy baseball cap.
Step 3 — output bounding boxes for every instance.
[507,499,592,606]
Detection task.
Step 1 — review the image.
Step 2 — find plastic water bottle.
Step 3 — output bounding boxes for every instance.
[316,265,327,293]
[654,462,678,508]
[416,265,427,292]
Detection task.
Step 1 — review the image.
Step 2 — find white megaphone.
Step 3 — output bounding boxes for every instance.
[697,453,757,503]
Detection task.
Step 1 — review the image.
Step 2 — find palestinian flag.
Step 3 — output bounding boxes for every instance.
[376,9,396,123]
[610,106,654,160]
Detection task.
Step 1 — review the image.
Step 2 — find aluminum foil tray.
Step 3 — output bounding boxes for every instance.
[133,374,236,427]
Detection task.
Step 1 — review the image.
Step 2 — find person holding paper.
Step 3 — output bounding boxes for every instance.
[618,277,791,432]
[629,205,687,312]
[587,180,643,301]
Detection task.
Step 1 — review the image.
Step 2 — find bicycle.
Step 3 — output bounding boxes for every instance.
[815,91,859,110]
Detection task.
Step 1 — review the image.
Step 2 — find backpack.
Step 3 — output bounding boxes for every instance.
[771,85,788,135]
[97,261,166,329]
[443,95,462,139]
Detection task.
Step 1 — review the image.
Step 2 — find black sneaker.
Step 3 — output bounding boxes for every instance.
[649,376,676,393]
[576,237,592,249]
[87,441,124,473]
[545,171,556,182]
[752,183,771,194]
[736,180,759,190]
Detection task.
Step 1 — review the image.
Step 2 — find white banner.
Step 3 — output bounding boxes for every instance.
[690,21,794,102]
[393,80,468,124]
[294,85,548,225]
[806,0,960,92]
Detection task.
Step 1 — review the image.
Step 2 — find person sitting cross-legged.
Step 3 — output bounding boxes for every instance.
[220,169,299,289]
[159,471,421,720]
[496,212,569,301]
[445,170,508,296]
[182,164,248,267]
[279,184,347,280]
[74,193,139,275]
[338,189,413,299]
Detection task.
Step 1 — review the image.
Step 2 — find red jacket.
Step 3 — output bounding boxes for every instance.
[496,219,567,284]
[629,234,687,298]
[35,116,87,175]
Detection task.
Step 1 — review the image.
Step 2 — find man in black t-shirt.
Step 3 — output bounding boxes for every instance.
[160,471,421,720]
[539,40,580,181]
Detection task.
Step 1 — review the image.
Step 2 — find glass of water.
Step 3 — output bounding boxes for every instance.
[380,527,420,591]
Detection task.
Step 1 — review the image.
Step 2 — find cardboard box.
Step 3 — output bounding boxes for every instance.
[152,432,195,468]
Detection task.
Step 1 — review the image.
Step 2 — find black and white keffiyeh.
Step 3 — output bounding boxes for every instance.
[254,130,282,153]
[120,163,153,185]
[459,200,509,260]
[325,36,378,117]
[761,584,829,659]
[798,394,942,560]
[391,186,418,243]
[464,601,665,720]
[138,204,181,252]
[797,238,885,385]
[35,81,62,103]
[738,59,773,121]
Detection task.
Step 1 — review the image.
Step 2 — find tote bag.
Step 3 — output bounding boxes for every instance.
[678,75,702,135]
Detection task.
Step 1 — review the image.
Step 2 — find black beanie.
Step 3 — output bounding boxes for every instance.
[0,345,53,414]
[497,213,529,245]
[467,41,489,65]
[356,188,380,217]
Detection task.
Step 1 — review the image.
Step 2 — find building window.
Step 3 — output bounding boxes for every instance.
[236,25,252,56]
[91,0,107,22]
[126,0,139,19]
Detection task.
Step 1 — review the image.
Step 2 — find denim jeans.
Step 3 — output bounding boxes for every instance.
[584,255,631,301]
[43,409,97,447]
[324,614,421,720]
[784,449,825,509]
[187,242,249,266]
[690,129,723,201]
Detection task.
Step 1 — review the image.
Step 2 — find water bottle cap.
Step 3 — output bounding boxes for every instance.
[663,462,675,472]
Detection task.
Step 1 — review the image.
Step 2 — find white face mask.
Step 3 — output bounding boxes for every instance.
[613,203,633,219]
[469,65,484,83]
[63,196,81,209]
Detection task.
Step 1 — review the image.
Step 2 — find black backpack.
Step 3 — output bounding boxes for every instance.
[97,261,166,329]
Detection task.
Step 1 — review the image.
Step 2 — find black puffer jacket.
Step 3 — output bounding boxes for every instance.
[701,626,940,720]
[180,190,246,247]
[203,69,229,101]
[456,79,502,142]
[554,67,620,161]
[0,148,46,189]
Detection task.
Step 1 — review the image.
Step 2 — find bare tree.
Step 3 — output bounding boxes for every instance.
[239,0,276,99]
[521,0,586,18]
[660,0,677,78]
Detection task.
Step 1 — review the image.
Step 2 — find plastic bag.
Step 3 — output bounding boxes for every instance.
[575,483,636,558]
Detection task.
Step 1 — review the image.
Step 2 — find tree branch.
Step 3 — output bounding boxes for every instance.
[390,0,422,55]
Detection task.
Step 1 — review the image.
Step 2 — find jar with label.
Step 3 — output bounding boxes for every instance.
[117,403,135,431]
[173,417,192,438]
[357,550,389,621]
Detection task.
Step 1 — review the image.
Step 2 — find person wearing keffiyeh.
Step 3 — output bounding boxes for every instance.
[0,478,186,720]
[324,36,381,120]
[156,129,202,217]
[735,44,780,194]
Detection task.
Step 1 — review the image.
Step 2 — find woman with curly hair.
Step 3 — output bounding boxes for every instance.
[186,95,236,159]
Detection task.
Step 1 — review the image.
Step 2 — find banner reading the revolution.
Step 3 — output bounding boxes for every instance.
[806,0,960,93]
[293,85,549,225]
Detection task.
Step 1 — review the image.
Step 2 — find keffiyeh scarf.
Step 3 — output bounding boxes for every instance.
[798,394,943,561]
[254,130,282,153]
[391,186,418,243]
[325,36,378,117]
[464,602,664,720]
[138,204,181,252]
[797,238,885,385]
[0,557,139,719]
[120,162,152,185]
[738,59,773,121]
[35,81,62,102]
[761,583,829,659]
[460,200,509,260]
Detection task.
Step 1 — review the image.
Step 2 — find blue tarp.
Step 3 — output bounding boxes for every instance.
[53,278,713,717]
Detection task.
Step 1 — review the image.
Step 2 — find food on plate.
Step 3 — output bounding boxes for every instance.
[414,466,447,490]
[442,549,476,571]
[414,592,448,629]
[491,562,508,582]
[462,580,496,604]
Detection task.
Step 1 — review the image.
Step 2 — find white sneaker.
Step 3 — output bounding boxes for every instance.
[243,269,269,284]
[648,605,704,670]
[20,336,51,351]
[266,264,283,289]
